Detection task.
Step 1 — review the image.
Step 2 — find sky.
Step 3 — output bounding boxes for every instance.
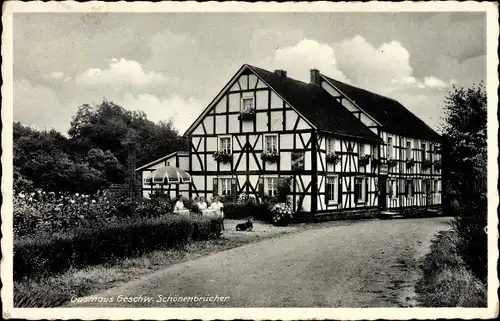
[13,12,486,135]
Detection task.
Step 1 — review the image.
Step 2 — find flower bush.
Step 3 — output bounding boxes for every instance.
[261,148,280,163]
[237,106,255,120]
[212,150,232,163]
[326,153,340,165]
[13,189,172,237]
[422,159,433,170]
[359,154,371,166]
[434,159,442,171]
[387,158,398,168]
[371,158,381,167]
[271,202,293,226]
[406,158,416,168]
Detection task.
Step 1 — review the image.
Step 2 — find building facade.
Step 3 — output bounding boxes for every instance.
[140,64,442,215]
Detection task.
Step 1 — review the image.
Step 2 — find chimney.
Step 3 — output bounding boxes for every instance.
[310,69,321,85]
[274,69,287,77]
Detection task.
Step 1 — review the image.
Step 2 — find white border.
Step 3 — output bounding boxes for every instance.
[2,1,498,320]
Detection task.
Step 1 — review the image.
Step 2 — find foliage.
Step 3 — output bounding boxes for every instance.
[13,189,172,237]
[237,106,256,120]
[14,99,188,194]
[277,177,292,203]
[434,159,442,171]
[371,158,380,167]
[359,154,371,166]
[270,203,293,226]
[14,215,220,280]
[406,158,415,168]
[415,230,486,307]
[422,159,433,170]
[326,153,340,164]
[261,148,280,163]
[441,83,487,282]
[212,150,232,163]
[387,158,397,168]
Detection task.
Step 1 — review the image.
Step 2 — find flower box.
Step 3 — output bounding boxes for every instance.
[213,151,232,164]
[387,158,397,168]
[326,153,340,165]
[237,107,256,121]
[371,158,380,167]
[359,154,371,166]
[261,149,280,163]
[406,158,415,168]
[434,160,442,171]
[422,159,433,170]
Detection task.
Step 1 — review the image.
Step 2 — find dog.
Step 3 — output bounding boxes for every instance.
[236,217,253,231]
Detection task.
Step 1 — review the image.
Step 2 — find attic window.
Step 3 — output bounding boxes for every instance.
[241,96,254,112]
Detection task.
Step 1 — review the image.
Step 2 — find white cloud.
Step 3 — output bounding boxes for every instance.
[75,58,178,91]
[50,72,65,80]
[272,39,350,83]
[423,76,449,89]
[116,93,206,134]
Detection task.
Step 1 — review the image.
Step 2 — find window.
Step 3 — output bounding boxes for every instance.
[266,177,278,196]
[219,136,231,153]
[422,179,428,195]
[434,180,439,194]
[359,144,365,157]
[389,179,398,199]
[371,144,378,159]
[387,137,393,158]
[241,96,254,112]
[264,134,278,153]
[326,138,336,155]
[326,176,338,204]
[421,142,427,161]
[406,141,412,159]
[405,179,414,198]
[354,177,367,203]
[220,178,231,196]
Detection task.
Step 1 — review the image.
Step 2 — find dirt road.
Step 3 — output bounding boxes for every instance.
[71,217,451,307]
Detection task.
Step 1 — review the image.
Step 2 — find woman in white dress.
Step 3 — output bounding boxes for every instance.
[209,196,225,231]
[173,196,189,215]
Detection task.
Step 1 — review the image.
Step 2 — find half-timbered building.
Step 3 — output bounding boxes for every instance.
[139,64,442,216]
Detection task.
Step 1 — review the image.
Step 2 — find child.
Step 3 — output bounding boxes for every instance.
[209,196,225,231]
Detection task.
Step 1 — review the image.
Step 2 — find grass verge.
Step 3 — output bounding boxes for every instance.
[415,229,487,307]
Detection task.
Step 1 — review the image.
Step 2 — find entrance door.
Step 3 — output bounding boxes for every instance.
[378,176,387,209]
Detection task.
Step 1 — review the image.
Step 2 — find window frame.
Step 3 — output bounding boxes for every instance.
[405,179,414,198]
[326,137,336,155]
[406,140,412,160]
[263,134,278,153]
[354,176,367,204]
[265,176,278,197]
[218,135,232,154]
[359,144,366,157]
[389,179,398,199]
[387,136,393,158]
[421,142,427,162]
[240,93,255,112]
[219,177,232,196]
[326,175,339,205]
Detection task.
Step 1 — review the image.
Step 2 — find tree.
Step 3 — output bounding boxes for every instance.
[441,83,487,282]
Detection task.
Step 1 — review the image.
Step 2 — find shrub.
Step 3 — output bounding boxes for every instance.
[223,202,270,221]
[270,202,293,226]
[14,215,219,280]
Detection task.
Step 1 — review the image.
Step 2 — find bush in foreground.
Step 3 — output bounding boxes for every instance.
[415,230,486,307]
[14,215,220,280]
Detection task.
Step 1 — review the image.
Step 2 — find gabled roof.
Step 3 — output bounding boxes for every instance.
[247,65,382,142]
[322,75,442,142]
[136,152,177,171]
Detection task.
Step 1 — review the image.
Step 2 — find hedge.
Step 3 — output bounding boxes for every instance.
[14,215,221,280]
[223,202,272,221]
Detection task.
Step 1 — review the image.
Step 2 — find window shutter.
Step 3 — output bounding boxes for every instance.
[213,178,218,196]
[365,178,369,202]
[258,177,265,198]
[231,178,237,196]
[338,177,343,207]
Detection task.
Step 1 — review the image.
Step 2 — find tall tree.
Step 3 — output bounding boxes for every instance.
[441,83,487,282]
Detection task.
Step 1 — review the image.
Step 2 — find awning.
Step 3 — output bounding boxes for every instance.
[145,166,192,185]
